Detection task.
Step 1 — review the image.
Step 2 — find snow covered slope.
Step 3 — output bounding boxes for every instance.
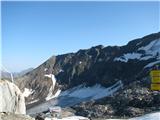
[60,80,123,100]
[114,53,142,62]
[27,81,123,115]
[138,39,160,56]
[114,39,160,69]
[130,112,160,120]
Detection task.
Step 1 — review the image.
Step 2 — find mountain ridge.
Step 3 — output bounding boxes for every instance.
[15,32,160,117]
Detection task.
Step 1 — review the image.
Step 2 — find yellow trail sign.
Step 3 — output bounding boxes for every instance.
[150,70,160,91]
[151,84,160,91]
[151,77,160,83]
[150,70,160,77]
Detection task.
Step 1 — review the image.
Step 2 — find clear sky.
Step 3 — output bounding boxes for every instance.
[1,1,160,72]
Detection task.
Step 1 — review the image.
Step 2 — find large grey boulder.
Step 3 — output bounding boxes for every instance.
[0,80,26,114]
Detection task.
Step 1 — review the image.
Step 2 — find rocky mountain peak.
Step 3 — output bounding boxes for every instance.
[15,32,160,114]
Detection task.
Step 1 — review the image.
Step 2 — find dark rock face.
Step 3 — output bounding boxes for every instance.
[16,32,160,109]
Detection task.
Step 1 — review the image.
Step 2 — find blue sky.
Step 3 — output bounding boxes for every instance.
[2,1,160,72]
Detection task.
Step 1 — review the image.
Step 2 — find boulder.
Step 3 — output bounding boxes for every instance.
[0,80,26,114]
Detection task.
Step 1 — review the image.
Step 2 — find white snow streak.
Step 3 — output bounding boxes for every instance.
[28,99,39,104]
[114,53,142,62]
[45,74,61,100]
[144,60,160,68]
[59,69,64,73]
[45,116,89,120]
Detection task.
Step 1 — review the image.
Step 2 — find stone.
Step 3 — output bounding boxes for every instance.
[0,80,26,114]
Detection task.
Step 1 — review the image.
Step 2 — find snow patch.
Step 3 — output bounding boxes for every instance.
[144,60,160,68]
[27,81,123,115]
[45,74,61,101]
[22,88,34,97]
[60,80,123,100]
[130,112,160,120]
[45,116,89,120]
[136,41,142,46]
[28,99,39,104]
[138,39,160,57]
[46,89,61,101]
[138,39,160,51]
[114,39,160,63]
[114,53,142,62]
[59,69,64,73]
[140,56,153,60]
[45,74,56,90]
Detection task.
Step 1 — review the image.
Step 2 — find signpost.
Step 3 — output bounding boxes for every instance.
[150,70,160,91]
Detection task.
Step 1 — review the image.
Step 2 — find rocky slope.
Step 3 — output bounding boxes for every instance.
[72,80,160,119]
[15,32,160,117]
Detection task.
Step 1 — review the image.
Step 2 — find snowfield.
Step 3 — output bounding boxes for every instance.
[45,116,89,120]
[114,53,142,62]
[27,80,123,115]
[22,88,34,97]
[138,39,160,55]
[130,112,160,120]
[60,80,123,100]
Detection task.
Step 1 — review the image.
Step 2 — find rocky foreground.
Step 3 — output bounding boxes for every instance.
[72,80,160,119]
[0,79,89,120]
[0,112,34,120]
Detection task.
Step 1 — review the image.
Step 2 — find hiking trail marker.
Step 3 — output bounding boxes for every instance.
[150,70,160,90]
